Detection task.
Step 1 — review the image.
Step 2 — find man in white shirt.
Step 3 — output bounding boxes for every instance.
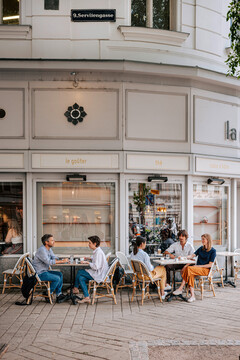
[164,230,194,290]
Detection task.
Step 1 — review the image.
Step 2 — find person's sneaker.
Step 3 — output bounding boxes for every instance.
[161,291,168,300]
[164,284,172,291]
[173,288,183,295]
[56,294,67,303]
[187,296,196,303]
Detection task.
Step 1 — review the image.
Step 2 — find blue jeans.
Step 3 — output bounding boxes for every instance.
[74,269,93,297]
[38,270,63,296]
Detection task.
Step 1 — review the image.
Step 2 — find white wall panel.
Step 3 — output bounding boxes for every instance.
[126,90,187,142]
[32,88,119,140]
[196,6,221,34]
[196,28,222,56]
[193,93,240,150]
[32,40,71,58]
[196,0,222,13]
[0,89,24,138]
[32,16,70,39]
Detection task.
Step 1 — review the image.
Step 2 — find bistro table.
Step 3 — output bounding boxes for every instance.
[217,251,236,287]
[153,258,196,302]
[53,261,90,305]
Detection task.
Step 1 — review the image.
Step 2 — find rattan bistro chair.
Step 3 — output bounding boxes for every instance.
[25,257,53,304]
[131,259,162,306]
[115,251,134,292]
[105,252,112,263]
[194,258,224,300]
[234,249,240,285]
[2,252,30,294]
[91,258,118,305]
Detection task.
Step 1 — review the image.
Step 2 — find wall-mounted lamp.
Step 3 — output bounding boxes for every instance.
[66,174,87,182]
[147,175,168,183]
[207,178,225,185]
[70,72,78,88]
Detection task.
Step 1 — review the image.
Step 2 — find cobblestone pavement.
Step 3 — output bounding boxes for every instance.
[0,281,240,360]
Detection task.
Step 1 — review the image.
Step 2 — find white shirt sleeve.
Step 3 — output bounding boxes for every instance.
[89,249,105,271]
[144,252,154,272]
[166,243,176,254]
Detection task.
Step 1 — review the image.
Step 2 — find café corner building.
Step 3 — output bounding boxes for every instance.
[0,0,239,276]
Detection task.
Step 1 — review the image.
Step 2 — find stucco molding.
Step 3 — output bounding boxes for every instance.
[118,26,189,46]
[0,25,32,40]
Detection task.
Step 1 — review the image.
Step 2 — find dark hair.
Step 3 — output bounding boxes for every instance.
[178,229,188,239]
[88,235,101,247]
[42,234,53,246]
[133,236,146,255]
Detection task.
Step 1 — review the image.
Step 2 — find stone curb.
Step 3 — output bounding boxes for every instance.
[129,339,240,360]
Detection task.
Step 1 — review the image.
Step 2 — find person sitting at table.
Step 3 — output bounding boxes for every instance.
[131,236,167,300]
[33,234,69,303]
[164,229,194,290]
[73,235,109,304]
[173,233,216,303]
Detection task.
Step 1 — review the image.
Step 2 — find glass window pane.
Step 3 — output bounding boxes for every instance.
[44,0,59,11]
[193,184,228,247]
[3,0,19,24]
[131,0,147,27]
[37,182,115,255]
[0,182,23,255]
[153,0,169,29]
[129,182,182,253]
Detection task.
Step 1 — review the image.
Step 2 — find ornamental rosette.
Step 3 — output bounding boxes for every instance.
[64,103,87,125]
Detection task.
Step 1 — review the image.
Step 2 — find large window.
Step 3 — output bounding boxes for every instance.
[2,0,19,24]
[193,184,228,247]
[129,182,182,252]
[131,0,169,29]
[37,182,115,254]
[0,182,23,255]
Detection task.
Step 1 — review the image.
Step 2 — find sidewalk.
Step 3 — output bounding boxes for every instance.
[0,281,240,360]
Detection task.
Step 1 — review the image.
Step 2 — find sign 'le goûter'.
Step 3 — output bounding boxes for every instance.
[71,9,116,22]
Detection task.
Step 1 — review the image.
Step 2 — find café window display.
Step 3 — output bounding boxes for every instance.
[37,182,115,254]
[128,182,182,253]
[0,182,23,255]
[193,184,228,247]
[2,0,20,24]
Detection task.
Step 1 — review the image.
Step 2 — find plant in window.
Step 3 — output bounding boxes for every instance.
[133,184,150,225]
[226,0,240,78]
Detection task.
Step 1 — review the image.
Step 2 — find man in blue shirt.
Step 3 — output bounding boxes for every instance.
[33,234,69,303]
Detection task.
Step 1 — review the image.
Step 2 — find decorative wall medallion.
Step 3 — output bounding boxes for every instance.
[64,103,87,125]
[0,109,6,119]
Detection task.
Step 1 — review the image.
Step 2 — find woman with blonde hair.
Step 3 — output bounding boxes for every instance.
[173,233,216,303]
[2,219,23,255]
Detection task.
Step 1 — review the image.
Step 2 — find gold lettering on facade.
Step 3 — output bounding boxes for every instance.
[155,160,163,166]
[71,158,87,166]
[210,163,229,170]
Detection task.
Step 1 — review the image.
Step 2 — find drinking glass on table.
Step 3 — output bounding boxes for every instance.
[166,254,170,260]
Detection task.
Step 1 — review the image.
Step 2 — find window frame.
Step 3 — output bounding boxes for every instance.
[192,178,231,251]
[126,174,185,255]
[33,173,118,256]
[0,173,26,258]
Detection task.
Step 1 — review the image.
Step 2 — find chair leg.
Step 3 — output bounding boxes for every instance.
[47,282,52,304]
[199,279,204,300]
[9,276,12,286]
[221,270,224,288]
[2,274,7,294]
[111,286,117,305]
[141,283,145,306]
[156,280,162,303]
[146,284,150,299]
[210,279,215,297]
[92,283,97,305]
[131,282,136,302]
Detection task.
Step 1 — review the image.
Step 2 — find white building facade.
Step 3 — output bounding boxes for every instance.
[0,0,239,270]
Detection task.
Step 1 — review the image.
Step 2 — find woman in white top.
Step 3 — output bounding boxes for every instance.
[2,219,23,255]
[131,236,167,300]
[73,235,108,304]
